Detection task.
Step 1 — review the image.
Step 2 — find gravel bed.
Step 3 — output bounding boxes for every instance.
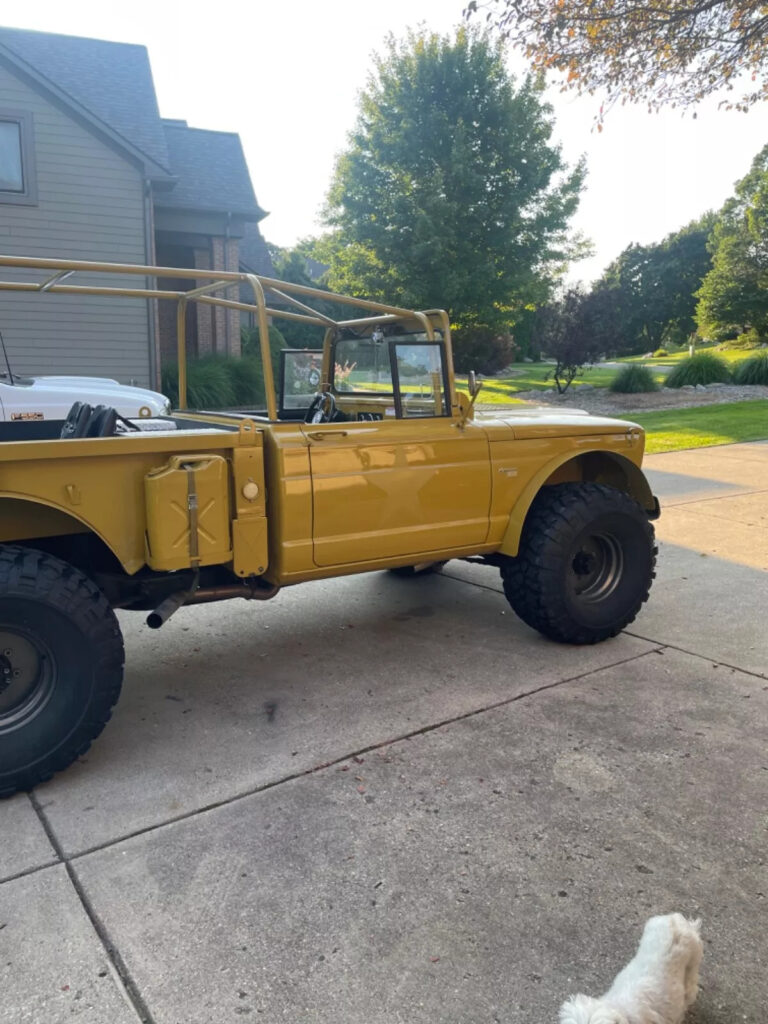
[478,383,768,416]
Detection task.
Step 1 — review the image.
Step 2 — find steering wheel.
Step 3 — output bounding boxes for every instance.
[305,392,337,424]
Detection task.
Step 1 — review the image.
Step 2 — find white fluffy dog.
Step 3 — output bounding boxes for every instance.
[559,913,703,1024]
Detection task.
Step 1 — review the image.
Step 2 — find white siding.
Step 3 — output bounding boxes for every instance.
[0,62,152,385]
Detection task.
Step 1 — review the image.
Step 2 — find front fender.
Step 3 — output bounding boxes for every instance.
[498,450,658,558]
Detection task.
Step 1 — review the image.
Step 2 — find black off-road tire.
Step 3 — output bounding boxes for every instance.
[0,545,124,797]
[500,483,656,645]
[389,561,448,578]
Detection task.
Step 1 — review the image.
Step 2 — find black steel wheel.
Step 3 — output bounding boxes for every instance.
[500,483,656,644]
[0,545,124,797]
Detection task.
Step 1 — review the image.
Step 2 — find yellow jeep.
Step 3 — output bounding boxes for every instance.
[0,256,659,795]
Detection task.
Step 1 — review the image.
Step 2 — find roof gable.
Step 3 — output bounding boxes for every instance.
[0,26,170,174]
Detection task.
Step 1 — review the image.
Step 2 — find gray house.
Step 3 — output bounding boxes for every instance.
[0,26,273,388]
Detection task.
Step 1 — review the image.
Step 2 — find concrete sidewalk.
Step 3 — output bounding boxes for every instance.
[2,443,767,1024]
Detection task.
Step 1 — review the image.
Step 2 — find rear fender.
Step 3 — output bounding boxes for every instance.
[498,451,657,557]
[0,496,124,568]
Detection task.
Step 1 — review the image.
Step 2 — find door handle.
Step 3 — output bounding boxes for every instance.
[308,430,348,440]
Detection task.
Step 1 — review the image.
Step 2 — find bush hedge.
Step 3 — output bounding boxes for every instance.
[665,353,732,388]
[162,354,269,409]
[162,324,288,410]
[733,350,768,386]
[452,326,517,374]
[653,348,668,357]
[609,364,659,394]
[728,328,762,349]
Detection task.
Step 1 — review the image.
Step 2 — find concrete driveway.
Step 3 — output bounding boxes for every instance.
[2,442,767,1024]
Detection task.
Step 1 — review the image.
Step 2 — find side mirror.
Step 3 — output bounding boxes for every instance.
[458,369,483,427]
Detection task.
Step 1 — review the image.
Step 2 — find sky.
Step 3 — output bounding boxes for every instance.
[3,0,768,283]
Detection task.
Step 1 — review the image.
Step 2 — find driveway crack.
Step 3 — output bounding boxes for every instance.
[32,646,662,869]
[28,790,157,1024]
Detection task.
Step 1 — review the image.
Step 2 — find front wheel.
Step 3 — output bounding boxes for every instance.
[0,546,124,797]
[500,483,656,644]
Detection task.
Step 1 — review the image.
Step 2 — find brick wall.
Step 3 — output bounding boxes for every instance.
[156,236,241,363]
[225,238,241,358]
[194,246,214,356]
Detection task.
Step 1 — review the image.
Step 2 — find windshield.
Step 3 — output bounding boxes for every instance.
[281,350,323,411]
[332,332,449,417]
[333,332,442,394]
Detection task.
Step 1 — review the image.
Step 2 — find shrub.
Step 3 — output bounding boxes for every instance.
[733,350,768,386]
[219,356,266,406]
[241,324,288,362]
[727,328,763,350]
[163,354,270,409]
[162,356,237,408]
[653,348,668,357]
[665,353,732,388]
[609,364,659,394]
[162,326,289,410]
[452,326,517,374]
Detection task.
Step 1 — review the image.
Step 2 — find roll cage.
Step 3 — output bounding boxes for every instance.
[0,254,458,421]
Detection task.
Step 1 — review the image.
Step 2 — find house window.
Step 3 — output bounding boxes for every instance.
[0,112,37,205]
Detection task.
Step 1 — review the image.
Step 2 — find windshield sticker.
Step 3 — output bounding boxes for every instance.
[11,411,44,420]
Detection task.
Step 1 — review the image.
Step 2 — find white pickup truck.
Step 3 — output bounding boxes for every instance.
[0,372,170,421]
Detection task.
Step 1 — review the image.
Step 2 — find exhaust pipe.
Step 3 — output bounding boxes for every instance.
[147,580,279,629]
[146,590,189,630]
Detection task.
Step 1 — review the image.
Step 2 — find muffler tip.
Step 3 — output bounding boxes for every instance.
[146,590,188,629]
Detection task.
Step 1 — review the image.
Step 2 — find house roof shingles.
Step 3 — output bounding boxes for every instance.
[159,121,264,219]
[0,26,171,173]
[0,26,265,222]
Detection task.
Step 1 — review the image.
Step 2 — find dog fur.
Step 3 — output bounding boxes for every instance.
[558,913,703,1024]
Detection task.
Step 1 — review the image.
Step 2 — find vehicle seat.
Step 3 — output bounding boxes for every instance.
[60,402,138,439]
[84,405,119,437]
[60,401,93,438]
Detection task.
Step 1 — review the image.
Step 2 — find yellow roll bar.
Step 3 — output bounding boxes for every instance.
[0,254,455,417]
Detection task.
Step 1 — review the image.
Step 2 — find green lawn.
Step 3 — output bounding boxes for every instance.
[616,400,768,453]
[459,364,621,402]
[460,347,762,403]
[618,346,758,369]
[347,367,768,454]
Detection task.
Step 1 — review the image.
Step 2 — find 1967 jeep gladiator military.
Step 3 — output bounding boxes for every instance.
[0,255,659,796]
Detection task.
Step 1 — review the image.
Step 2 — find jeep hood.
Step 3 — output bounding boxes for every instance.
[476,405,640,439]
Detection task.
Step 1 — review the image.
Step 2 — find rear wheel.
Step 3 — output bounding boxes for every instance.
[500,483,656,644]
[0,546,124,797]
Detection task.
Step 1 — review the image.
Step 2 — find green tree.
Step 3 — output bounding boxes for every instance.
[532,286,608,392]
[322,27,586,370]
[697,145,768,342]
[658,218,717,345]
[597,218,714,353]
[468,0,768,118]
[266,243,346,348]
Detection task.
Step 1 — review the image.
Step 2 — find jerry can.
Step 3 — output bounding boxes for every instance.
[145,454,232,571]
